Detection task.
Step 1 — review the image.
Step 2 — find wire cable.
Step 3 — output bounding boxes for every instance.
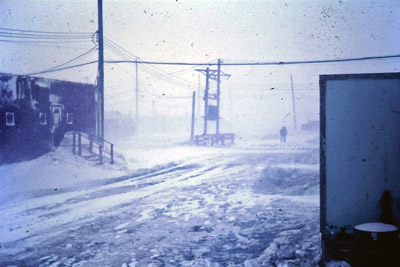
[25,53,400,77]
[0,33,92,40]
[0,39,93,44]
[104,37,199,86]
[0,39,92,49]
[26,46,98,76]
[103,54,400,66]
[105,41,195,88]
[25,61,98,76]
[0,27,94,35]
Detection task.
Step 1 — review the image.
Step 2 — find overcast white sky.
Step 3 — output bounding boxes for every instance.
[0,0,399,133]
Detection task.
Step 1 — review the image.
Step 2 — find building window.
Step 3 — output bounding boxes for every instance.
[67,113,73,124]
[6,112,15,126]
[39,112,47,125]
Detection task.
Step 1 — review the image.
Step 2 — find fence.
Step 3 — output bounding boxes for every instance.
[66,131,114,164]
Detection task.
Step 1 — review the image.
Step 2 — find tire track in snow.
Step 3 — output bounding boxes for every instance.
[0,147,320,266]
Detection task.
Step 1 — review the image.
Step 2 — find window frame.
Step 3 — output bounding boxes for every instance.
[5,112,15,126]
[39,112,47,125]
[66,112,73,125]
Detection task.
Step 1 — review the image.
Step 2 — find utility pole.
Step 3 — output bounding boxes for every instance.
[195,62,230,136]
[97,0,104,143]
[203,68,210,135]
[197,74,201,118]
[290,74,297,130]
[190,91,196,141]
[135,57,139,128]
[216,59,221,135]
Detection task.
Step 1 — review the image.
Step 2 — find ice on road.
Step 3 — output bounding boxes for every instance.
[0,137,320,266]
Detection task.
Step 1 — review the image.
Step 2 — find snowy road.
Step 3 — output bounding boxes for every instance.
[0,141,320,266]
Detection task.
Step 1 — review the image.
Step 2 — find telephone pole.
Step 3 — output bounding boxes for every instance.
[216,59,221,135]
[195,59,230,136]
[190,91,196,141]
[203,68,210,134]
[197,74,201,117]
[97,0,104,143]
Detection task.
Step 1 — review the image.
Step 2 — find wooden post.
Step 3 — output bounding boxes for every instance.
[216,59,221,136]
[204,68,209,135]
[89,140,93,153]
[110,144,114,164]
[197,74,201,119]
[97,0,105,144]
[190,91,196,141]
[72,132,76,155]
[78,133,82,156]
[99,145,103,164]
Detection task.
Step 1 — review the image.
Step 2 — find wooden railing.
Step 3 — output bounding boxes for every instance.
[194,133,235,146]
[67,131,114,164]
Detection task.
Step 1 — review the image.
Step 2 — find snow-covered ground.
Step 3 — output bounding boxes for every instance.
[0,131,323,266]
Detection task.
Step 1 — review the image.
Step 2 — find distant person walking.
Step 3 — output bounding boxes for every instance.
[280,126,287,143]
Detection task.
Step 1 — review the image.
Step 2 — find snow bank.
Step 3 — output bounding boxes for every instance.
[244,223,321,266]
[0,145,128,205]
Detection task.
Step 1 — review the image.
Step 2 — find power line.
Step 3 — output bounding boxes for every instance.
[0,40,92,49]
[26,46,98,76]
[104,54,400,66]
[103,50,135,76]
[0,33,92,40]
[105,50,195,88]
[0,28,96,49]
[0,39,93,44]
[225,82,317,89]
[104,36,138,58]
[104,43,195,88]
[103,42,194,101]
[23,53,400,77]
[139,65,195,88]
[0,30,95,43]
[0,27,94,35]
[139,63,198,86]
[167,64,206,75]
[104,37,199,87]
[104,39,132,59]
[25,61,98,76]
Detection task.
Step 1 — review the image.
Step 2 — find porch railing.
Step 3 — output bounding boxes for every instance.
[67,131,114,164]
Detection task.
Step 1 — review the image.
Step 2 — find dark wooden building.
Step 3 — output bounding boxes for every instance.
[0,73,96,164]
